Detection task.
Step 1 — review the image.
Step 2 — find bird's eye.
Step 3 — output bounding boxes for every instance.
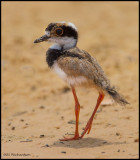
[55,28,63,36]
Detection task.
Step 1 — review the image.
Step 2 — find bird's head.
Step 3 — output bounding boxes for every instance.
[34,22,78,50]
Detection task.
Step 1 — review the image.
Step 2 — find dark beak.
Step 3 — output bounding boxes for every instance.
[34,34,49,43]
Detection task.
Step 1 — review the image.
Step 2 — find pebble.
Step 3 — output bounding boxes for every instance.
[68,120,81,124]
[41,144,50,147]
[31,85,36,91]
[20,139,33,142]
[45,144,49,147]
[60,141,64,144]
[39,106,45,109]
[97,108,102,113]
[101,152,105,153]
[61,116,64,120]
[116,132,120,136]
[40,135,45,138]
[61,151,66,154]
[80,105,84,109]
[134,138,139,142]
[11,126,15,130]
[8,123,11,126]
[68,120,76,124]
[13,111,27,116]
[103,141,107,144]
[61,87,70,93]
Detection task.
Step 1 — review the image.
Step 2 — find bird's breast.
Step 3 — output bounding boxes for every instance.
[52,61,67,80]
[52,61,87,86]
[46,49,63,67]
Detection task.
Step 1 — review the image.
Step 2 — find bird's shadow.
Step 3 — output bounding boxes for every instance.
[51,137,126,149]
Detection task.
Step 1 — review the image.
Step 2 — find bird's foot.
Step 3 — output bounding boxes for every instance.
[60,134,80,141]
[80,120,93,138]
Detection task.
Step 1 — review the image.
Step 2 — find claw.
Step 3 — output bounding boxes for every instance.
[60,134,80,141]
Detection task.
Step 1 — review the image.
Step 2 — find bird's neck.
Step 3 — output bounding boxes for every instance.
[49,37,77,50]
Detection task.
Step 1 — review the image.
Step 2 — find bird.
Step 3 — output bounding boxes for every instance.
[34,22,129,141]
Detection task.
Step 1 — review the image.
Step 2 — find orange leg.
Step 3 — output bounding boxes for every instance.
[60,87,80,141]
[80,92,104,139]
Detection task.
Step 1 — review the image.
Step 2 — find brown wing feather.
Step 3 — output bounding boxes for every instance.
[57,47,110,89]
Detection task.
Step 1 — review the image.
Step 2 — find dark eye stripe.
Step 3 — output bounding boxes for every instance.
[61,26,78,39]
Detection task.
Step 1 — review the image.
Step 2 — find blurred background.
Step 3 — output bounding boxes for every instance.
[2,1,139,159]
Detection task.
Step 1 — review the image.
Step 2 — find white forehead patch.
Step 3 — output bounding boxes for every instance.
[67,22,77,31]
[58,21,77,31]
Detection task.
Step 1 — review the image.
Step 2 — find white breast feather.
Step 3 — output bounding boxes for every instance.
[67,76,87,86]
[52,61,67,80]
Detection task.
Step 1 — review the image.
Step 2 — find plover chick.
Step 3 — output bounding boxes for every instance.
[34,22,129,141]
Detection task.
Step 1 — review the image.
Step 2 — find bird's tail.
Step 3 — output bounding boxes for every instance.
[105,86,129,105]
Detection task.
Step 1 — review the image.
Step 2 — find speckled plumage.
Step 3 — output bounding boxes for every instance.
[47,47,110,90]
[34,21,129,141]
[50,47,128,105]
[63,48,108,86]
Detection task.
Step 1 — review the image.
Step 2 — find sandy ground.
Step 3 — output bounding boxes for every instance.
[2,1,139,159]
